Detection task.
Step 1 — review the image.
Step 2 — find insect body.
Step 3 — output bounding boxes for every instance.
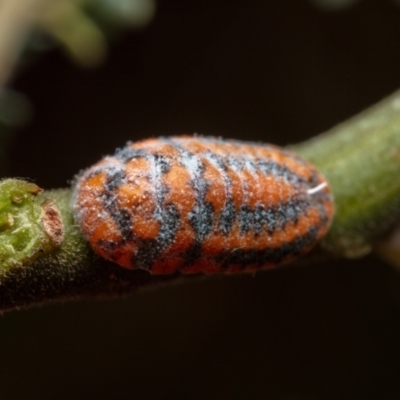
[73,136,334,274]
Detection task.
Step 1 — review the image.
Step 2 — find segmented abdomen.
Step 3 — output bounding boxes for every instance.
[73,136,334,274]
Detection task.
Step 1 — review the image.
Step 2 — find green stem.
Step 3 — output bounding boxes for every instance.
[0,187,183,311]
[2,91,400,311]
[291,90,400,258]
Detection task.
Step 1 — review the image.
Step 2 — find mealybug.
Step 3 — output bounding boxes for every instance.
[73,136,334,274]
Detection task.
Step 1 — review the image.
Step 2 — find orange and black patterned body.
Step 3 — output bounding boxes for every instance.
[73,136,334,274]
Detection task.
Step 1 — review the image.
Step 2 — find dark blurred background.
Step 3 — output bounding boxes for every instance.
[1,0,400,399]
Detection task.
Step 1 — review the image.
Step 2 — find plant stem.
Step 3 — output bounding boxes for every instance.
[291,90,400,258]
[1,91,400,311]
[0,188,186,311]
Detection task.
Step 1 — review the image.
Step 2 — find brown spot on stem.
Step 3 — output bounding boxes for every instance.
[41,199,64,246]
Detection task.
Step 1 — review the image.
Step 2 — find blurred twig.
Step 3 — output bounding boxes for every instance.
[0,0,155,174]
[0,0,41,88]
[0,0,155,88]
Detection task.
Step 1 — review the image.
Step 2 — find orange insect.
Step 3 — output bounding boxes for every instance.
[73,136,334,274]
